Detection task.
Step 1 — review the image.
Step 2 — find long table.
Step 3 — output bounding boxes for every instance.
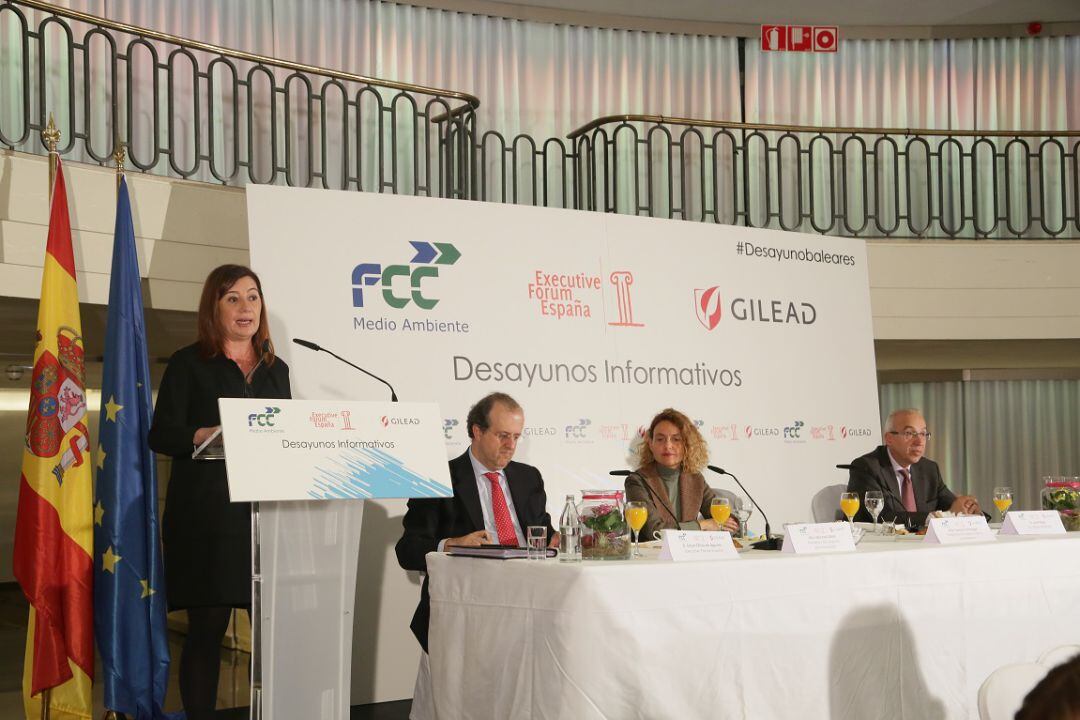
[425,532,1080,719]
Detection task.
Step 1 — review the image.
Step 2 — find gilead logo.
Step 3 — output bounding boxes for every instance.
[695,286,818,330]
[695,287,723,330]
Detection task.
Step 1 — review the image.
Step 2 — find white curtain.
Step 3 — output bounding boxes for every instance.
[880,380,1080,515]
[68,0,739,204]
[745,36,1080,238]
[1,2,1074,229]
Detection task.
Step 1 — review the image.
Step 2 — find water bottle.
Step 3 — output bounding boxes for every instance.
[559,494,581,562]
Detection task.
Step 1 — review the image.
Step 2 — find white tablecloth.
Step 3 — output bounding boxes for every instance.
[426,533,1080,720]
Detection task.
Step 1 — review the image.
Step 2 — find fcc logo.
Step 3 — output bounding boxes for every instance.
[249,406,282,427]
[352,241,462,311]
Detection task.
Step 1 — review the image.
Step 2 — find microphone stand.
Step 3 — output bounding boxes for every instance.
[707,465,781,551]
[292,337,399,402]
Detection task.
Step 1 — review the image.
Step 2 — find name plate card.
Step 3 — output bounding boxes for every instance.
[781,523,857,554]
[999,510,1066,536]
[658,530,740,562]
[923,515,995,545]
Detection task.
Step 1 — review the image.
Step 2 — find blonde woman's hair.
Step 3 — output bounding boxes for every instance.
[636,408,709,474]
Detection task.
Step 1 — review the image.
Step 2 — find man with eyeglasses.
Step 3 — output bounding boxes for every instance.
[846,408,981,527]
[396,392,557,718]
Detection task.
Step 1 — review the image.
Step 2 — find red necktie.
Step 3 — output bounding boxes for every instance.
[484,471,518,546]
[900,468,917,512]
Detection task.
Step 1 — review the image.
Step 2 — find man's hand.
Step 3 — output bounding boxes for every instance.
[444,530,493,548]
[949,495,981,515]
[548,531,561,549]
[698,519,719,531]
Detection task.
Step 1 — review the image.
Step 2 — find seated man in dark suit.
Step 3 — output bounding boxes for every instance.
[395,391,557,653]
[847,408,981,527]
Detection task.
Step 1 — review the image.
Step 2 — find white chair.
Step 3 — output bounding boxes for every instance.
[1038,644,1080,668]
[977,662,1049,720]
[811,484,846,522]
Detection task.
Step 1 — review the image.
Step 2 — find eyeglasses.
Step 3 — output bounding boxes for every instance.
[887,430,931,440]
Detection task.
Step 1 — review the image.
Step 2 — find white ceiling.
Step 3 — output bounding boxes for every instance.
[482,0,1079,27]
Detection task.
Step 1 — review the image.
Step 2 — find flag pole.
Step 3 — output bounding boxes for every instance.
[114,138,126,191]
[102,140,126,720]
[43,113,60,199]
[38,113,59,720]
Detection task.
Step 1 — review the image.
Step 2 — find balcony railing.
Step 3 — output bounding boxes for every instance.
[569,115,1080,238]
[0,0,478,197]
[2,0,1076,239]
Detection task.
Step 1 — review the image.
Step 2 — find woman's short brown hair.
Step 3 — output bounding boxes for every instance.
[196,264,275,363]
[635,408,709,474]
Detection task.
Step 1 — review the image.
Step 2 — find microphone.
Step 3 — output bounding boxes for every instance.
[707,465,781,551]
[609,470,632,476]
[292,337,399,402]
[243,339,272,398]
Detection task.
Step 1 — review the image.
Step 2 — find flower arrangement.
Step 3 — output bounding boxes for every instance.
[1042,480,1080,532]
[579,496,630,560]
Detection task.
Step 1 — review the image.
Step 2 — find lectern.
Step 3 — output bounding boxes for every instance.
[207,399,452,720]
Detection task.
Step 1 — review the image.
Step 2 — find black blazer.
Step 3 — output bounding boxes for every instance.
[846,445,957,527]
[395,450,554,652]
[148,342,291,609]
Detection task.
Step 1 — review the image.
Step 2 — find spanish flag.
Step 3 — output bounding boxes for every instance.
[13,159,94,720]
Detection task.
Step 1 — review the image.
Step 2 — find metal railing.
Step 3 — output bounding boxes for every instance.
[0,0,478,197]
[569,115,1080,238]
[1,0,1077,238]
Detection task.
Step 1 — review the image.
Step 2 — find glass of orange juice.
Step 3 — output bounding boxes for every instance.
[626,501,648,557]
[710,497,731,530]
[992,486,1013,523]
[840,492,860,530]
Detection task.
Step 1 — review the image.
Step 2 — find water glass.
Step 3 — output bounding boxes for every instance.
[865,491,884,534]
[527,526,547,560]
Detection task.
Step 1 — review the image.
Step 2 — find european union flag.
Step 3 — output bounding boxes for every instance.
[94,176,178,719]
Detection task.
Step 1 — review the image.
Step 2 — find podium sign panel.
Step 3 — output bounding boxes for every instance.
[218,399,450,720]
[219,398,452,501]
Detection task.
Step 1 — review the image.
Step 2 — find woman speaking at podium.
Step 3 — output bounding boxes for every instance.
[149,264,291,720]
[624,408,739,541]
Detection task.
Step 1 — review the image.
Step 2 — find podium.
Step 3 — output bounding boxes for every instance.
[206,399,452,720]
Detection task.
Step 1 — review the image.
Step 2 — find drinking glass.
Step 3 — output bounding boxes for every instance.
[864,491,884,534]
[626,501,648,558]
[840,492,860,530]
[992,486,1013,523]
[526,526,547,560]
[733,504,752,539]
[710,497,732,530]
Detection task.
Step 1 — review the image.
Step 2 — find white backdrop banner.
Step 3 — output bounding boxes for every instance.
[247,186,880,528]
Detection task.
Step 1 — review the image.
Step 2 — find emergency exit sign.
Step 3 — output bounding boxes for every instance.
[761,25,838,53]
